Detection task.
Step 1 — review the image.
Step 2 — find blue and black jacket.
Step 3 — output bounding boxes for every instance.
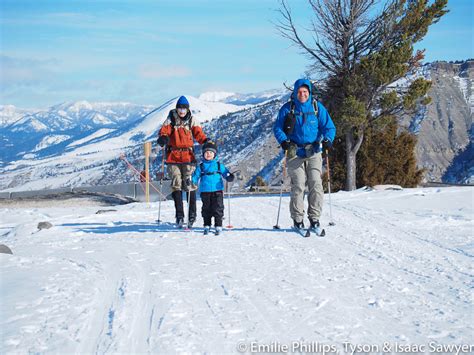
[192,156,232,193]
[273,78,336,157]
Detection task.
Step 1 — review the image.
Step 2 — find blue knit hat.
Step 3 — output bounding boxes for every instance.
[176,96,189,109]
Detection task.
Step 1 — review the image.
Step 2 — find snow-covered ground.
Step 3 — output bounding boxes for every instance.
[1,187,473,353]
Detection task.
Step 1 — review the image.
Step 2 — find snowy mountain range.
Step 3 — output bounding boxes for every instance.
[199,89,287,106]
[0,95,256,190]
[0,61,472,191]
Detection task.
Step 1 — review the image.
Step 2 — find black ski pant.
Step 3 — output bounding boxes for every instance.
[201,191,224,227]
[172,190,196,221]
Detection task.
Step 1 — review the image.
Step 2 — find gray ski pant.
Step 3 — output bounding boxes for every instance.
[287,152,324,223]
[168,164,197,192]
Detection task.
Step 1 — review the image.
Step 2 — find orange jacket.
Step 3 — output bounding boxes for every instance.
[158,110,207,164]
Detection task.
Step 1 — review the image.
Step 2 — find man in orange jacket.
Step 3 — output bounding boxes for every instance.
[157,96,208,227]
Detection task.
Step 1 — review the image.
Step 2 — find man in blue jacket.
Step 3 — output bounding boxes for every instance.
[273,79,336,230]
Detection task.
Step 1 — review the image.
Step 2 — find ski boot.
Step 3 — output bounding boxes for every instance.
[176,217,184,229]
[215,226,223,236]
[309,219,320,229]
[292,219,306,237]
[203,226,210,235]
[308,219,325,237]
[293,219,304,229]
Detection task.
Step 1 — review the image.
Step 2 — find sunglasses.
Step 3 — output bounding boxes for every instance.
[177,108,188,114]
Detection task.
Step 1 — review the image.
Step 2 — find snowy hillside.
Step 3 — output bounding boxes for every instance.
[398,60,473,183]
[1,187,472,353]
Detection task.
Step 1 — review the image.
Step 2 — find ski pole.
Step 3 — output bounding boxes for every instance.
[157,149,165,224]
[325,149,335,226]
[226,181,233,229]
[185,185,192,229]
[273,150,287,229]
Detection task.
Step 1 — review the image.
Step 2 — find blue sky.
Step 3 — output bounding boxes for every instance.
[0,0,472,109]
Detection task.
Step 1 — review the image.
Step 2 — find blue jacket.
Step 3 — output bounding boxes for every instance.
[273,78,336,157]
[192,156,232,193]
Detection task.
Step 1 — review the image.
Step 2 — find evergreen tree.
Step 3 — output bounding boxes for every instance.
[357,118,424,187]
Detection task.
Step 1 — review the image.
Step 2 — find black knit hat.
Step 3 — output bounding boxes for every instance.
[202,141,217,156]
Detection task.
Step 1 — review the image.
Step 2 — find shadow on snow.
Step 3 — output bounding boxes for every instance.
[59,221,295,235]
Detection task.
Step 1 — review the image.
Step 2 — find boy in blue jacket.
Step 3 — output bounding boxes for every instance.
[188,141,234,235]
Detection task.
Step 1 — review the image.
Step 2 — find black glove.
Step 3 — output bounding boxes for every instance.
[322,138,333,150]
[185,177,192,186]
[157,135,170,147]
[281,140,291,151]
[226,173,235,182]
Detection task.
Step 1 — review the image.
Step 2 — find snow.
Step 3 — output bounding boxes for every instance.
[32,135,71,152]
[10,117,49,132]
[67,129,115,148]
[1,187,472,353]
[199,89,288,106]
[91,113,113,125]
[0,105,36,126]
[199,91,236,102]
[453,75,473,114]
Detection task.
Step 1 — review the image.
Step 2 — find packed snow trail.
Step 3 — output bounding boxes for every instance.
[1,187,472,353]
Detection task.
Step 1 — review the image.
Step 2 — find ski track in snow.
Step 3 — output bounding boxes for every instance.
[0,187,473,353]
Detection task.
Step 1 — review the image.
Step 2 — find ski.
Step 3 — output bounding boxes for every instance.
[291,226,325,237]
[176,220,193,232]
[305,227,326,237]
[291,226,307,237]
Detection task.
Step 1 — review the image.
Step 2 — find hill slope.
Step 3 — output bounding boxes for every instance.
[1,187,472,353]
